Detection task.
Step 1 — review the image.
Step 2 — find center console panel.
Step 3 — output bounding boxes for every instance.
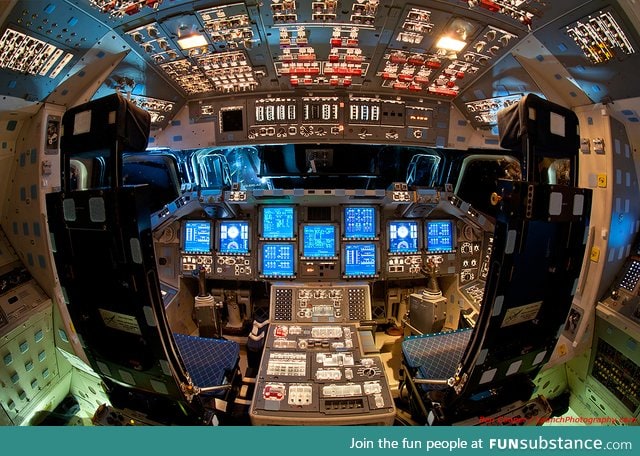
[250,282,396,425]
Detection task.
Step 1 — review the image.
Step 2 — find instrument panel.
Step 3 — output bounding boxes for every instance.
[600,237,640,328]
[161,187,491,333]
[172,188,488,285]
[189,95,450,146]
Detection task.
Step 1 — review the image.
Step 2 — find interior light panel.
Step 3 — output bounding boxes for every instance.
[127,22,181,65]
[254,98,298,124]
[464,94,522,128]
[397,7,434,44]
[0,28,73,78]
[129,94,176,126]
[89,0,162,18]
[350,0,379,25]
[271,0,298,24]
[311,1,338,22]
[566,9,636,65]
[276,25,368,87]
[196,4,258,47]
[160,59,215,94]
[196,51,260,93]
[463,0,539,28]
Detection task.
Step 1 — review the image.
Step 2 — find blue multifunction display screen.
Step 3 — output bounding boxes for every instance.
[426,220,454,253]
[261,243,295,276]
[344,243,377,277]
[219,220,250,254]
[388,220,419,253]
[302,224,336,258]
[184,221,212,253]
[262,206,295,239]
[344,206,376,239]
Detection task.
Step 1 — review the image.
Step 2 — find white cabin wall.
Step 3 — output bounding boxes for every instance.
[0,100,112,423]
[0,129,15,222]
[0,108,36,225]
[2,106,63,297]
[547,102,640,371]
[575,104,640,301]
[447,104,504,151]
[150,102,218,150]
[603,97,640,195]
[1,106,78,361]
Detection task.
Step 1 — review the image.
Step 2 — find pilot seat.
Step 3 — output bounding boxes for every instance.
[46,93,241,425]
[399,94,592,425]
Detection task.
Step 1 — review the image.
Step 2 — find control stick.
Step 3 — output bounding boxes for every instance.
[195,267,223,338]
[421,257,443,299]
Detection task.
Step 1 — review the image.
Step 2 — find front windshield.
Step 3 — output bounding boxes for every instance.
[184,144,517,193]
[188,144,443,190]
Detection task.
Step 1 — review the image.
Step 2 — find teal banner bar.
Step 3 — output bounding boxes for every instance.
[1,426,638,456]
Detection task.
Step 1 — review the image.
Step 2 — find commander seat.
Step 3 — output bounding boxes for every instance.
[399,94,592,425]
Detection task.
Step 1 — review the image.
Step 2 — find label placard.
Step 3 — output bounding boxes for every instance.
[99,309,142,335]
[500,301,542,327]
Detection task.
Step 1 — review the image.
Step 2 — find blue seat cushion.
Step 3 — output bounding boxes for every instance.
[173,333,239,395]
[401,328,472,391]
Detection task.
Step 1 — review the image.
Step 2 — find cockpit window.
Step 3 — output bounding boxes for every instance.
[183,144,516,192]
[454,155,521,217]
[191,147,270,190]
[193,151,231,189]
[406,153,442,188]
[539,157,571,185]
[225,146,271,190]
[122,153,181,213]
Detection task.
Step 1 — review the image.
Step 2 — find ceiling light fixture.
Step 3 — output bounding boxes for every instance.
[435,18,475,52]
[177,33,207,50]
[435,35,467,52]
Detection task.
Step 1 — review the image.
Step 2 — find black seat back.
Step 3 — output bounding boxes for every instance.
[443,182,591,421]
[431,94,592,424]
[46,94,206,424]
[498,93,580,187]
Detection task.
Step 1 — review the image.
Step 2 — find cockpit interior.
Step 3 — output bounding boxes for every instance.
[1,0,639,427]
